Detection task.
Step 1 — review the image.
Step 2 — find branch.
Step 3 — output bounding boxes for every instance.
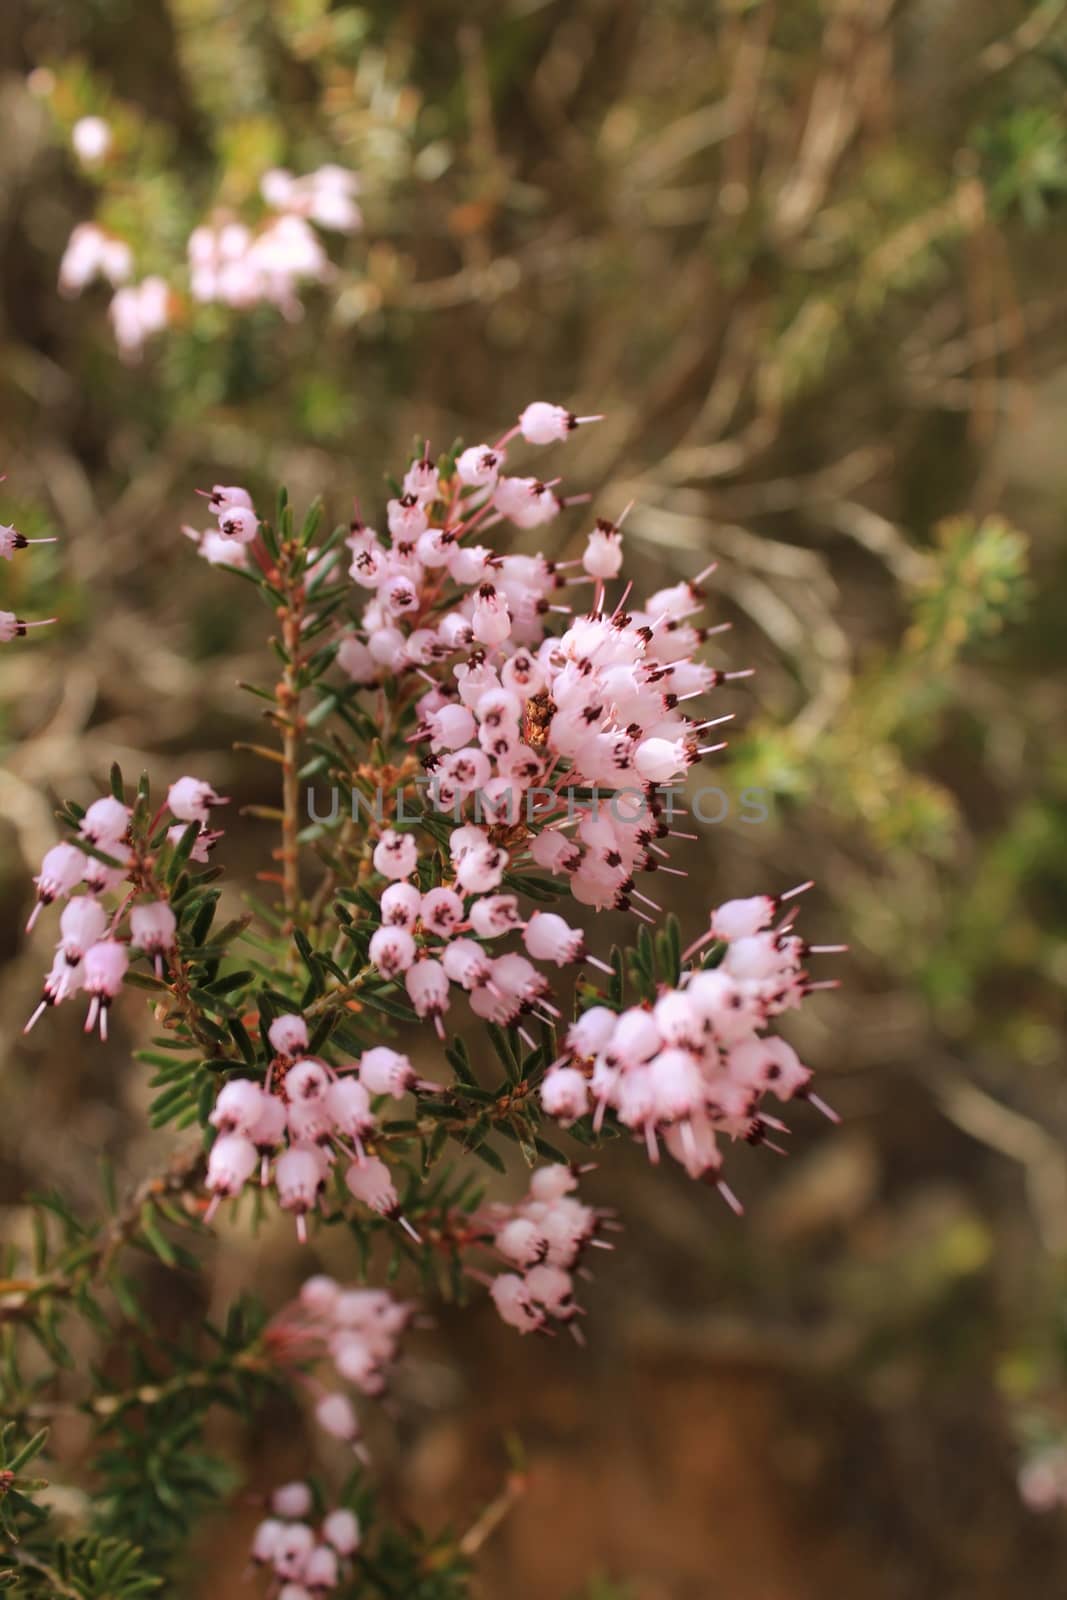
[0,1143,204,1322]
[456,1471,526,1559]
[937,1073,1067,1256]
[277,576,306,934]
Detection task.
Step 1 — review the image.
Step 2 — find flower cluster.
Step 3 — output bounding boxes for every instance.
[57,216,171,362]
[187,210,330,321]
[366,831,606,1042]
[180,482,261,571]
[339,412,742,891]
[1,480,57,643]
[473,1165,611,1338]
[264,1274,415,1451]
[183,401,842,1216]
[24,776,227,1037]
[206,1016,425,1241]
[58,113,362,359]
[58,221,132,297]
[18,399,842,1375]
[250,1482,361,1596]
[540,889,842,1195]
[108,275,172,362]
[304,406,751,1033]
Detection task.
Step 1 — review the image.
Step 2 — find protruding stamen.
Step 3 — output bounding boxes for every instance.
[804,1091,841,1124]
[398,1214,423,1244]
[23,1000,48,1034]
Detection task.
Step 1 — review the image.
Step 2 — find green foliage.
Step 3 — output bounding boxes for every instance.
[0,1424,50,1553]
[2,1536,162,1598]
[907,515,1029,670]
[356,1523,474,1599]
[978,105,1067,225]
[92,1401,236,1565]
[737,513,1030,854]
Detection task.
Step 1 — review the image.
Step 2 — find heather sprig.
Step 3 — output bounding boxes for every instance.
[8,402,842,1592]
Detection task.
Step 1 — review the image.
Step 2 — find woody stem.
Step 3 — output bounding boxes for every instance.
[279,566,304,933]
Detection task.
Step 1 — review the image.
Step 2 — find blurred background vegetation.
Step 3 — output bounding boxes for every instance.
[2,1,1067,1595]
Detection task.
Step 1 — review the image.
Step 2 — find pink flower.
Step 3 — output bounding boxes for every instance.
[79,796,130,847]
[58,896,108,961]
[299,1274,341,1316]
[251,1517,285,1563]
[441,938,493,992]
[272,1483,313,1520]
[490,1274,543,1333]
[272,1521,315,1579]
[402,453,439,504]
[285,1057,330,1103]
[205,1133,258,1210]
[372,828,417,881]
[130,901,177,972]
[24,950,84,1032]
[369,925,416,978]
[275,1145,328,1240]
[418,886,464,937]
[28,842,86,929]
[71,115,112,165]
[0,524,57,561]
[455,444,503,488]
[425,703,476,752]
[248,1095,287,1157]
[303,1544,340,1588]
[109,276,171,362]
[454,843,506,896]
[58,223,131,296]
[495,1216,548,1268]
[492,476,561,529]
[378,882,421,931]
[468,894,521,937]
[167,775,228,825]
[525,1263,578,1320]
[358,1046,415,1099]
[517,401,602,446]
[344,1155,398,1217]
[540,1067,590,1125]
[632,734,696,784]
[315,1391,361,1443]
[322,1508,361,1555]
[582,520,624,579]
[324,1076,376,1140]
[522,911,585,967]
[216,503,259,543]
[269,1013,310,1056]
[205,484,254,513]
[402,960,448,1026]
[264,164,362,234]
[337,634,377,683]
[471,584,512,645]
[708,894,779,941]
[210,1079,271,1136]
[0,611,58,642]
[165,822,220,863]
